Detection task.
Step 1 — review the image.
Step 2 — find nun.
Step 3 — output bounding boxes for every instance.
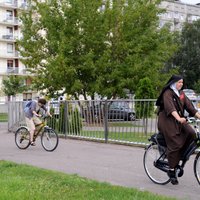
[156,75,200,185]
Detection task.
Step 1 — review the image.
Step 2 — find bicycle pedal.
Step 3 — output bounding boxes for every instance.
[19,138,24,143]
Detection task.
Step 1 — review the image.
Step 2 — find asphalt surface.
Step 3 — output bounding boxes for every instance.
[0,122,199,200]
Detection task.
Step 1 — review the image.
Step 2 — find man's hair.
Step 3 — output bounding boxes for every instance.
[38,98,47,105]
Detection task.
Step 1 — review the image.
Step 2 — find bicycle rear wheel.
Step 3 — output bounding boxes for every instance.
[143,143,170,185]
[194,151,200,184]
[15,127,30,149]
[41,128,59,152]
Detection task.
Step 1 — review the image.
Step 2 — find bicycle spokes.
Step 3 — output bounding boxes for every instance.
[15,127,30,149]
[41,129,59,152]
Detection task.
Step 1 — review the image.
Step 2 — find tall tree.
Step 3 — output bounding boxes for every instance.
[171,20,200,90]
[18,0,177,99]
[134,77,155,134]
[2,76,27,101]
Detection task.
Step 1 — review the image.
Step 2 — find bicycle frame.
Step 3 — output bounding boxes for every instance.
[33,115,51,140]
[33,123,45,140]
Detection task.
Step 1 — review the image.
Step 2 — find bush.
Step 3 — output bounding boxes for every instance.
[67,108,82,135]
[54,102,82,135]
[135,77,155,119]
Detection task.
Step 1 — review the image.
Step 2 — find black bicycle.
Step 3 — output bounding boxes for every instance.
[15,116,59,152]
[143,117,200,185]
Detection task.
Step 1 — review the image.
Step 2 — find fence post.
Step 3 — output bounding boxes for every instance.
[64,101,68,139]
[104,100,109,143]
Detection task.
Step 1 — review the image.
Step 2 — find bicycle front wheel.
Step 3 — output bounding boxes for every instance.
[41,128,59,152]
[194,151,200,184]
[15,127,30,149]
[143,143,170,185]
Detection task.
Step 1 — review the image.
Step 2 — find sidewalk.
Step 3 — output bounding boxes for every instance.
[0,122,199,200]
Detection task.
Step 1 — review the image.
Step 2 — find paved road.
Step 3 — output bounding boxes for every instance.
[0,122,199,200]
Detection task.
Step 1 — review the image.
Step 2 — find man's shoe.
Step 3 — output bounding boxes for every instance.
[30,141,36,146]
[167,169,179,185]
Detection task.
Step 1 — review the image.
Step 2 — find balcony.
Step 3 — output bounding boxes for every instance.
[0,67,34,76]
[5,67,31,75]
[7,67,19,74]
[0,1,29,10]
[0,34,17,42]
[0,50,20,59]
[0,0,18,9]
[1,16,21,26]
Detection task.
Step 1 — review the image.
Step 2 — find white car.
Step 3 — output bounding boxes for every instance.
[49,101,60,115]
[184,100,200,117]
[183,89,197,100]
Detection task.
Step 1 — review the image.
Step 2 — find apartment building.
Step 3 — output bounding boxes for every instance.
[0,0,199,102]
[159,0,200,31]
[0,0,37,101]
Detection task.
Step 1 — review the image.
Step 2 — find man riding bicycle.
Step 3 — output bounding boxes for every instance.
[156,75,200,185]
[24,98,51,146]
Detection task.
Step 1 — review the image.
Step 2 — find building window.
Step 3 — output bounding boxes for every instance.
[7,60,13,68]
[23,93,32,101]
[7,43,13,53]
[174,11,179,19]
[6,10,13,20]
[167,12,172,19]
[7,27,13,36]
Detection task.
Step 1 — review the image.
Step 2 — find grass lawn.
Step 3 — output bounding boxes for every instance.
[0,161,176,200]
[79,130,151,144]
[0,113,8,122]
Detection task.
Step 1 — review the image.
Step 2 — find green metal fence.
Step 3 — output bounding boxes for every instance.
[8,99,159,145]
[9,98,200,145]
[7,98,200,145]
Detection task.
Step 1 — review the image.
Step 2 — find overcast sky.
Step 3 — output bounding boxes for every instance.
[180,0,200,4]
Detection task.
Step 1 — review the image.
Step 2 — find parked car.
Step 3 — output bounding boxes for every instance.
[82,101,136,122]
[183,89,197,100]
[49,101,60,116]
[184,100,200,117]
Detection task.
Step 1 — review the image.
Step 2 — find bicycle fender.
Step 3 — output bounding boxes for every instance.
[16,126,29,132]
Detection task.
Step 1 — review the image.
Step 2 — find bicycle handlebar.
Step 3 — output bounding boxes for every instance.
[187,117,200,124]
[37,114,52,121]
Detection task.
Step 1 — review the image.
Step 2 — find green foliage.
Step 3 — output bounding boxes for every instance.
[170,19,200,89]
[18,0,177,99]
[67,108,82,135]
[49,102,82,135]
[2,75,27,98]
[135,77,155,118]
[194,80,200,94]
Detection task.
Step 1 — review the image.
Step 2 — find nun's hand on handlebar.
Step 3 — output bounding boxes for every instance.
[178,117,187,124]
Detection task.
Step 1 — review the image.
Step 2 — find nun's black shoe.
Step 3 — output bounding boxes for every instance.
[167,169,179,185]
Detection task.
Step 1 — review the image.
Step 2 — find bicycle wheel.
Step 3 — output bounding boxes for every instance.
[194,151,200,184]
[41,127,59,152]
[15,127,30,149]
[143,143,170,185]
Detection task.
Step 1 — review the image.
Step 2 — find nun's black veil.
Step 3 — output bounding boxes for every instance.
[156,75,183,106]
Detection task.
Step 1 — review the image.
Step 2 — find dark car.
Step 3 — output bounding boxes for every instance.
[184,100,200,117]
[82,101,136,122]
